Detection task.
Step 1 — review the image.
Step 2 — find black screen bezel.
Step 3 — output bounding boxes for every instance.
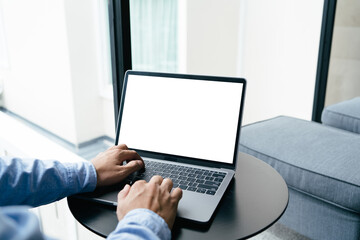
[115,70,246,170]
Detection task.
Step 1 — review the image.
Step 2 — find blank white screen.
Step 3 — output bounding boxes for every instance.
[118,74,243,164]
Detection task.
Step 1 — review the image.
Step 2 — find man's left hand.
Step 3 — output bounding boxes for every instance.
[91,144,144,187]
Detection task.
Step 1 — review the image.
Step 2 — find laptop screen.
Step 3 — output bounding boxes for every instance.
[117,72,245,165]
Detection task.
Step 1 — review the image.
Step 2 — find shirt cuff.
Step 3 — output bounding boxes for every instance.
[86,162,98,192]
[109,209,171,240]
[63,161,97,194]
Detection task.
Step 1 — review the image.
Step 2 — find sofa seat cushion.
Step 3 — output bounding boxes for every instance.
[321,97,360,134]
[239,116,360,213]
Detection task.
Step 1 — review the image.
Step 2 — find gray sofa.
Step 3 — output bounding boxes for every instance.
[239,97,360,240]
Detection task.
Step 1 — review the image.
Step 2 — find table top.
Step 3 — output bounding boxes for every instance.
[68,152,288,239]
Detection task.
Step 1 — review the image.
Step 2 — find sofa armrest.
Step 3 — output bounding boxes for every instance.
[321,97,360,134]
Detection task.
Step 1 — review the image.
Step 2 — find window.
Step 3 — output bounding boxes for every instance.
[130,0,178,72]
[113,0,327,125]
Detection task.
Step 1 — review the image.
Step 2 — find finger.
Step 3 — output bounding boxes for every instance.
[131,180,147,191]
[117,184,131,200]
[161,178,173,192]
[115,161,144,180]
[126,157,144,168]
[132,179,147,187]
[171,187,183,201]
[119,150,143,162]
[149,175,163,185]
[124,160,144,172]
[114,150,143,168]
[117,144,129,150]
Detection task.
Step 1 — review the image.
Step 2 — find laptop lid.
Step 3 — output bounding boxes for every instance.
[115,71,246,170]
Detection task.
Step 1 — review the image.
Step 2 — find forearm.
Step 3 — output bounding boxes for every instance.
[107,209,171,240]
[0,157,97,207]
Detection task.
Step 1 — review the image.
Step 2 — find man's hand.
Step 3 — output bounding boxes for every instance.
[116,176,183,230]
[91,144,144,187]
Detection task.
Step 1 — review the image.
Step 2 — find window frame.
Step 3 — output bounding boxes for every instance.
[312,0,337,122]
[108,0,132,129]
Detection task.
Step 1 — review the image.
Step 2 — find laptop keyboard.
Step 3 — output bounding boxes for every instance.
[127,160,226,195]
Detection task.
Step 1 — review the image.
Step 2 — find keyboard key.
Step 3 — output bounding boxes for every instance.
[187,187,197,191]
[196,188,206,194]
[214,178,223,182]
[195,179,205,184]
[197,184,218,191]
[187,177,196,183]
[188,182,198,187]
[179,180,190,185]
[205,181,221,186]
[213,173,226,178]
[179,185,188,190]
[172,179,180,185]
[206,190,216,195]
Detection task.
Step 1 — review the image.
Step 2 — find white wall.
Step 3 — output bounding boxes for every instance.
[185,0,241,77]
[1,0,78,143]
[0,0,115,145]
[102,97,116,141]
[63,0,114,143]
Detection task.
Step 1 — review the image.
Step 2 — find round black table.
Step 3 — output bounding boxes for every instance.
[68,152,288,239]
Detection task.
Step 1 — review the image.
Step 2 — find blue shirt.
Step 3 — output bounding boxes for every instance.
[0,157,171,240]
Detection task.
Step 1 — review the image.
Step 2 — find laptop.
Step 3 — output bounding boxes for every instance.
[75,71,246,224]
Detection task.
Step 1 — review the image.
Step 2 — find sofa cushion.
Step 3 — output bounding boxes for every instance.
[321,97,360,134]
[239,116,360,213]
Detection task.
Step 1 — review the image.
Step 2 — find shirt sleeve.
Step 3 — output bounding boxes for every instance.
[0,156,97,207]
[107,209,171,240]
[0,206,46,240]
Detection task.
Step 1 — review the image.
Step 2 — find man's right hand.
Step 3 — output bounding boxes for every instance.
[116,176,183,230]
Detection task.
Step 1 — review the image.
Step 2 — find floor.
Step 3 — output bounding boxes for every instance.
[0,107,114,161]
[250,222,310,240]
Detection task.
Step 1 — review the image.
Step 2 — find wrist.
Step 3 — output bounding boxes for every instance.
[113,208,171,240]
